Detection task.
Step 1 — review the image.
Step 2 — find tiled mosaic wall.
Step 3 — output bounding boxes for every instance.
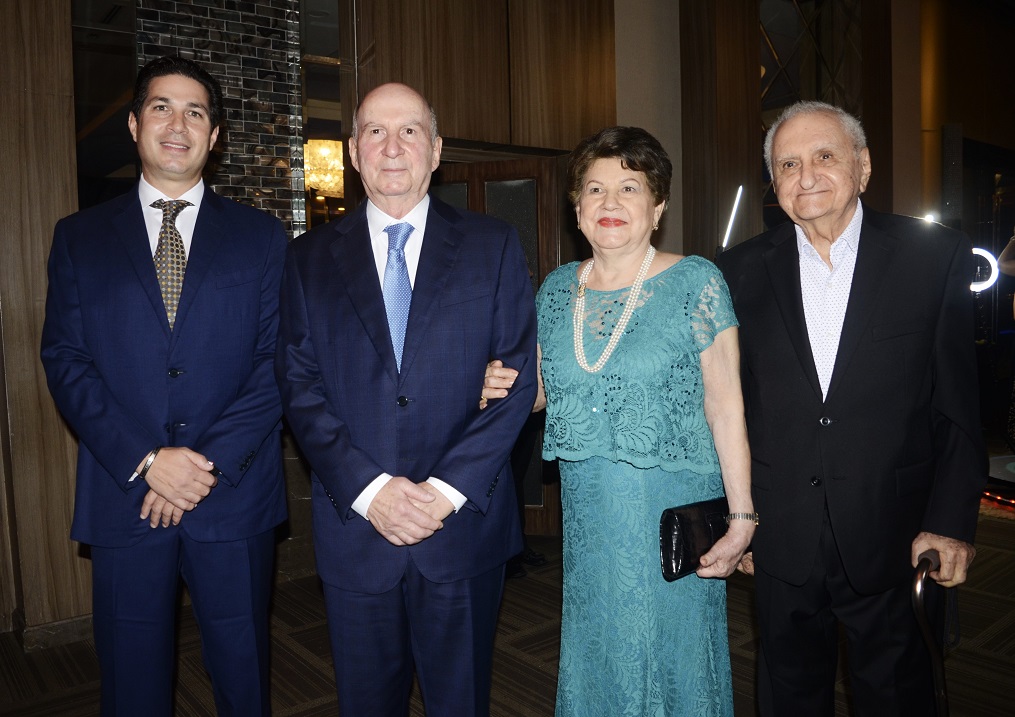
[136,0,306,237]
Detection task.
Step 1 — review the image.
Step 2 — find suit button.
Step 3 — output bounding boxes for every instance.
[819,416,832,426]
[397,396,408,407]
[811,476,822,486]
[168,368,183,378]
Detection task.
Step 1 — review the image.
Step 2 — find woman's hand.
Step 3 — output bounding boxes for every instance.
[479,360,518,409]
[696,520,755,579]
[479,347,546,412]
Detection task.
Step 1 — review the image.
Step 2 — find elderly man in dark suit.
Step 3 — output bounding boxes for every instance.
[275,82,537,716]
[41,56,286,716]
[716,101,987,715]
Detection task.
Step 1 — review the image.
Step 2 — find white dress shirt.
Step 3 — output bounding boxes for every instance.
[797,199,863,401]
[350,197,469,519]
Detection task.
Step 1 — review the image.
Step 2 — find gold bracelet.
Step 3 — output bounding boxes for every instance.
[726,512,760,525]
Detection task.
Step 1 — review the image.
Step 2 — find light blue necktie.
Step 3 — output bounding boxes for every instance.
[382,222,414,371]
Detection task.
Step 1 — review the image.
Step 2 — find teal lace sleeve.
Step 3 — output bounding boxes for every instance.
[537,256,739,475]
[689,260,738,351]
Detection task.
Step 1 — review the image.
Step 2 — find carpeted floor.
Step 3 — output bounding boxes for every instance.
[1,506,1013,716]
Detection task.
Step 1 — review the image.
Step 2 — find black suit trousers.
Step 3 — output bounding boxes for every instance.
[755,508,943,717]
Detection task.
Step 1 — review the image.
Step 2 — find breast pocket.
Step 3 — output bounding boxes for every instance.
[869,317,933,381]
[215,266,260,289]
[439,285,490,307]
[871,318,930,342]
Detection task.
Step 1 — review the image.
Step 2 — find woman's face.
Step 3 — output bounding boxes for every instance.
[576,157,665,256]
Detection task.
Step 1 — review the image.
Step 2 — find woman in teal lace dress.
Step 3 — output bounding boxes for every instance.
[484,126,754,716]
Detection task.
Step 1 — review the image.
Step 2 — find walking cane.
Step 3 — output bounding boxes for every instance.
[913,549,949,717]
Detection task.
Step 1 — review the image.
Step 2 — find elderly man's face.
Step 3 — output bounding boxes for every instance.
[349,83,441,219]
[771,111,871,231]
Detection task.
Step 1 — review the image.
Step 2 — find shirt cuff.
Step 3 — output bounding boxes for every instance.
[427,477,467,512]
[352,473,393,519]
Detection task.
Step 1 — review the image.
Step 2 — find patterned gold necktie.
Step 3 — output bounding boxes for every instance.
[151,199,192,329]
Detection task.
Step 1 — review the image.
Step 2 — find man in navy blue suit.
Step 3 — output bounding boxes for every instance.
[41,56,286,716]
[275,83,538,716]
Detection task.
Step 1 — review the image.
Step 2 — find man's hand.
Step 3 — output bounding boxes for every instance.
[737,551,755,576]
[411,482,455,523]
[912,531,976,588]
[140,490,185,527]
[139,446,218,512]
[366,476,444,546]
[479,360,517,409]
[698,522,755,579]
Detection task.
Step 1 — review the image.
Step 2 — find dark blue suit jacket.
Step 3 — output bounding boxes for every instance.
[41,185,287,548]
[275,196,537,593]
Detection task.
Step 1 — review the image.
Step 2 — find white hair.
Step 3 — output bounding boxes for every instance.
[764,101,867,177]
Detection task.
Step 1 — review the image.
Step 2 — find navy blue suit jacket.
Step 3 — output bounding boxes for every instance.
[41,185,287,548]
[275,196,537,593]
[717,206,987,593]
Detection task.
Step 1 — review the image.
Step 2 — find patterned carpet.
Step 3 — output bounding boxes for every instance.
[2,510,1013,716]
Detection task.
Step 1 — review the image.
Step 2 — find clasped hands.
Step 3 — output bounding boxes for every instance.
[138,447,218,528]
[367,477,455,546]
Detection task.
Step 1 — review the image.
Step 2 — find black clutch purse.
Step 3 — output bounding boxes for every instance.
[659,496,729,581]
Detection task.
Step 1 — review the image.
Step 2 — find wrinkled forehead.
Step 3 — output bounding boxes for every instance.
[774,111,851,154]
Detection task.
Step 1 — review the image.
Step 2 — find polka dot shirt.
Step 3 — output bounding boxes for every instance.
[796,200,863,400]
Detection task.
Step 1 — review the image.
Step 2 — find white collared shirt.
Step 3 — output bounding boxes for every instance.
[138,175,205,257]
[797,199,863,400]
[351,195,468,519]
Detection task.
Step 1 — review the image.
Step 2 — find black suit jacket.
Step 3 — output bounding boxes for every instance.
[717,205,986,593]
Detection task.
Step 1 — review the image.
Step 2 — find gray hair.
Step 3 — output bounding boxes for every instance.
[350,96,439,143]
[764,101,867,177]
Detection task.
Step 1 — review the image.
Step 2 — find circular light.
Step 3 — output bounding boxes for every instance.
[971,247,998,292]
[923,213,936,223]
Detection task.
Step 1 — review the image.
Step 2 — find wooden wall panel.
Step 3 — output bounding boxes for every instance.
[679,2,719,259]
[714,0,762,250]
[508,0,617,151]
[680,0,761,259]
[0,0,92,638]
[862,0,894,213]
[355,0,512,144]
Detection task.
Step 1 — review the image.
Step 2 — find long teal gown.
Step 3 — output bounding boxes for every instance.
[537,255,737,717]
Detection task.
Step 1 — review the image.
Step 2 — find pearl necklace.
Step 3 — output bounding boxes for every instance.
[573,244,656,373]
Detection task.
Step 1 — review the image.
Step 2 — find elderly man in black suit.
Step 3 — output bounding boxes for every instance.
[716,101,987,716]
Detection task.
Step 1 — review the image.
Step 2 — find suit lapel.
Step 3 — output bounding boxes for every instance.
[113,188,172,338]
[763,226,823,399]
[825,216,896,400]
[173,191,222,334]
[330,206,402,381]
[399,200,460,377]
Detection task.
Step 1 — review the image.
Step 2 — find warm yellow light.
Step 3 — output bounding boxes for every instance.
[304,139,345,198]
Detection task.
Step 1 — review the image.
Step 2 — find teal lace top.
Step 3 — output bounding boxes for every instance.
[537,255,738,474]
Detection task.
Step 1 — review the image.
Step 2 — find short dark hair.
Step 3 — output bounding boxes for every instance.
[131,56,224,129]
[567,126,672,208]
